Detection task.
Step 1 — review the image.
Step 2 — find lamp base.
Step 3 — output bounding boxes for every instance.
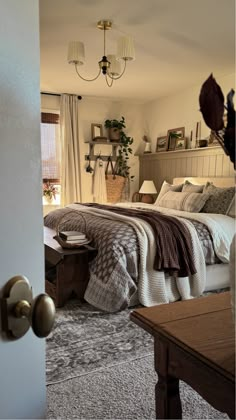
[141,194,154,204]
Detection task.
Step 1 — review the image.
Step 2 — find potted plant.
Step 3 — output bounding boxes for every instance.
[104,116,134,179]
[104,116,126,141]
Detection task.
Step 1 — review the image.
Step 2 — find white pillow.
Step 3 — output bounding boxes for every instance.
[155,181,183,205]
[158,191,209,212]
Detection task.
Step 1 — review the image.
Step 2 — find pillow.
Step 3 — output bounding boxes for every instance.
[227,195,235,218]
[202,184,235,214]
[182,180,204,193]
[158,191,209,212]
[155,181,183,205]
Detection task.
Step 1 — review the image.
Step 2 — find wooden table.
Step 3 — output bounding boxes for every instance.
[44,226,97,307]
[130,292,235,419]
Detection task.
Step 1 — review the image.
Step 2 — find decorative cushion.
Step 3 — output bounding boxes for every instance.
[182,180,204,193]
[158,191,209,212]
[202,183,235,214]
[155,181,183,205]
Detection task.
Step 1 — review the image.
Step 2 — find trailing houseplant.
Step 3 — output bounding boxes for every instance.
[104,116,134,179]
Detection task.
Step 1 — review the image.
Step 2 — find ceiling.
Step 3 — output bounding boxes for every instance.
[39,0,235,103]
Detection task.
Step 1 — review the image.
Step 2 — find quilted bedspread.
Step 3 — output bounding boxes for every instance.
[44,203,232,312]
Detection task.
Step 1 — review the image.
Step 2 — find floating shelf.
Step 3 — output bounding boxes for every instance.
[85,140,121,161]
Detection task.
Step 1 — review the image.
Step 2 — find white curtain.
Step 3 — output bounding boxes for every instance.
[60,94,81,206]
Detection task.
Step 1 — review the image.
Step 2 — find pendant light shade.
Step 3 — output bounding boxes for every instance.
[107,54,121,76]
[117,36,135,61]
[67,41,85,66]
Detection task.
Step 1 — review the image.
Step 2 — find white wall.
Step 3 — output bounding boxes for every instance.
[41,94,143,202]
[142,73,235,152]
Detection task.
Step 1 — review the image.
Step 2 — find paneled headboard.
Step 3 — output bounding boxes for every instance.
[173,177,235,187]
[139,146,235,193]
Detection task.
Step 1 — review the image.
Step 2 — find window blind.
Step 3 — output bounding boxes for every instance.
[41,112,60,182]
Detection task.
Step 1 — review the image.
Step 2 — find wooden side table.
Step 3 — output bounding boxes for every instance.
[44,226,97,307]
[131,292,235,419]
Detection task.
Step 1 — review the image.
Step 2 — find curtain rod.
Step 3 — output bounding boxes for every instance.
[41,92,82,100]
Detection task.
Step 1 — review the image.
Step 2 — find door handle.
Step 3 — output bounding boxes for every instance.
[1,275,55,339]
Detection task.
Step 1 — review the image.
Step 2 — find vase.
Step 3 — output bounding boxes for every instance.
[44,195,54,204]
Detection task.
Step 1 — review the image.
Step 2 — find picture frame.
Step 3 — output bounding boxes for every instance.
[156,136,168,152]
[208,130,219,146]
[175,138,186,151]
[167,127,185,151]
[91,123,104,141]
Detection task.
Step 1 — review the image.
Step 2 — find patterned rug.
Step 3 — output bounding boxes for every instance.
[46,300,154,385]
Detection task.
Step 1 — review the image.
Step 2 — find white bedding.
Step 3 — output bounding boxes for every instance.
[68,202,234,308]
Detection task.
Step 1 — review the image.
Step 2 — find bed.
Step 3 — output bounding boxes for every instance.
[44,176,235,312]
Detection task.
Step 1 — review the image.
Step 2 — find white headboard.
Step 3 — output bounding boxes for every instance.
[173,177,235,188]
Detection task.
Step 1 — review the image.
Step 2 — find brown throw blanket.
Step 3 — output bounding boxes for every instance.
[81,203,196,277]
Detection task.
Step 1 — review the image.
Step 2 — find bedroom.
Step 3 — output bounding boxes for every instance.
[0,0,235,419]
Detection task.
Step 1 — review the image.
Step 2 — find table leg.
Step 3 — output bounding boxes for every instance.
[155,337,182,419]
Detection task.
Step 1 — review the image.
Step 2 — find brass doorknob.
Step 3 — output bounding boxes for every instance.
[1,275,56,339]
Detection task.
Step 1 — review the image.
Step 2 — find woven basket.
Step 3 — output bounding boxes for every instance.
[106,175,126,203]
[53,210,91,249]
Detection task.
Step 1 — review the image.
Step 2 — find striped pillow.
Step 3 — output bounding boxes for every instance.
[158,191,209,212]
[155,181,183,205]
[182,180,204,193]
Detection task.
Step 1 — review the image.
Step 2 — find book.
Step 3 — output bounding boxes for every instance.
[59,230,86,240]
[65,238,88,244]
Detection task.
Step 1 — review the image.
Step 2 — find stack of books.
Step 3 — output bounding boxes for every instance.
[59,230,88,245]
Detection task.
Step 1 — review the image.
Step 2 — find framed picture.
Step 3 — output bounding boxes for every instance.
[208,130,219,146]
[175,138,186,150]
[156,136,168,152]
[167,127,185,151]
[91,123,103,140]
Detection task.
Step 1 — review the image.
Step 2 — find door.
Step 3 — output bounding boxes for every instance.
[0,1,46,418]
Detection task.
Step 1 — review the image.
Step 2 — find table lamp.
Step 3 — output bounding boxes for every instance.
[139,180,157,204]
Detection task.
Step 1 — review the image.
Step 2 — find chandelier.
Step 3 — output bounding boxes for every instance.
[67,20,135,87]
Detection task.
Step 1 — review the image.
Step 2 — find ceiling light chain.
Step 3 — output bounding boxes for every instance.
[67,20,135,88]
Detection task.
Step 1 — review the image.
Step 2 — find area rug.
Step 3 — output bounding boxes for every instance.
[46,297,228,419]
[46,300,154,385]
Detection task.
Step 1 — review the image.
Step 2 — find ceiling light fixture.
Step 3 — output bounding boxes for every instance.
[67,20,135,87]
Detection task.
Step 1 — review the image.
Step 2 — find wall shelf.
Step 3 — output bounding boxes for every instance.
[85,140,121,161]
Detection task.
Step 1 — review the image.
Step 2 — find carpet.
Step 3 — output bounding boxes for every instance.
[46,299,228,419]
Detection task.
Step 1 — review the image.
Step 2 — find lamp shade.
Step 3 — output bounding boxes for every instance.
[117,36,135,61]
[139,180,157,194]
[67,41,85,65]
[107,54,121,76]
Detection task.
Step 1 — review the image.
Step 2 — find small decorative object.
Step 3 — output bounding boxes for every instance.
[139,180,157,204]
[143,135,152,153]
[43,180,58,202]
[91,123,107,141]
[156,136,168,152]
[167,127,185,151]
[175,138,186,150]
[208,131,219,146]
[198,139,208,147]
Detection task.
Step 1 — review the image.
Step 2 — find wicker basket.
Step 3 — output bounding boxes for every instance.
[53,210,91,249]
[106,174,126,203]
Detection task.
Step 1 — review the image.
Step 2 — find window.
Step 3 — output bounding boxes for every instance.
[41,112,61,204]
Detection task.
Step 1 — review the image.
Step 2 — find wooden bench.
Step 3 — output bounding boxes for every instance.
[44,226,97,307]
